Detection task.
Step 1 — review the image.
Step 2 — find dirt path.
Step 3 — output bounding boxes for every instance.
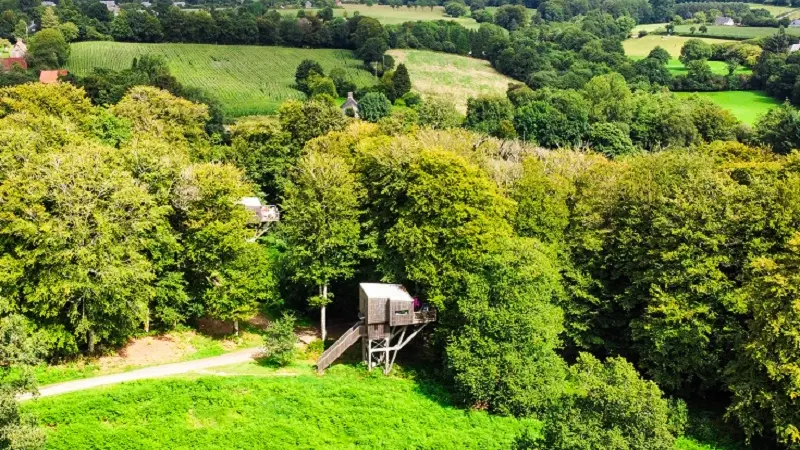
[19,347,262,401]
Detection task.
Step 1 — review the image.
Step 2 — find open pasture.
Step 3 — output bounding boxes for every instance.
[387,48,515,113]
[67,42,377,116]
[281,4,480,28]
[674,90,778,124]
[670,24,800,39]
[624,34,739,58]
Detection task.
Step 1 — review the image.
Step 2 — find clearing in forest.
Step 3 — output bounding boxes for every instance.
[387,48,515,113]
[674,90,779,125]
[624,35,751,75]
[67,42,377,116]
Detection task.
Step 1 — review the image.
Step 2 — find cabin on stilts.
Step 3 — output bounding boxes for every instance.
[316,283,436,374]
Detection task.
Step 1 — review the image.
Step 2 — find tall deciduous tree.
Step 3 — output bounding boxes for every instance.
[26,28,69,69]
[0,145,170,352]
[0,315,46,450]
[280,151,365,342]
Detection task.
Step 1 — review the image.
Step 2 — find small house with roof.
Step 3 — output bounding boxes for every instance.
[316,283,436,374]
[1,58,27,71]
[100,0,120,15]
[10,40,26,58]
[714,16,735,26]
[341,92,359,118]
[39,69,67,84]
[790,43,800,53]
[41,1,56,6]
[791,19,800,27]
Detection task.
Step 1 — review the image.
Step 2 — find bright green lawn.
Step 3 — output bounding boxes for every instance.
[23,365,531,450]
[67,42,377,116]
[674,90,779,124]
[22,360,747,450]
[281,4,480,29]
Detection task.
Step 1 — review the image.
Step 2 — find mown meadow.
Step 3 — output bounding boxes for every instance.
[67,42,377,116]
[674,90,779,124]
[387,49,515,112]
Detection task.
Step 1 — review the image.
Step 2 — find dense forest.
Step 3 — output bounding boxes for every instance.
[0,76,799,449]
[3,0,800,448]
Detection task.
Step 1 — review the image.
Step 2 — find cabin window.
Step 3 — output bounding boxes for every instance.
[394,310,409,316]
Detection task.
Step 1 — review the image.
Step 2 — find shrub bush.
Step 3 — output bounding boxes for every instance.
[260,313,297,366]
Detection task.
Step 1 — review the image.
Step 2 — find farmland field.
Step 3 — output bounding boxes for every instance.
[21,361,749,450]
[625,35,750,75]
[674,90,779,124]
[387,48,515,113]
[281,4,480,28]
[745,2,797,16]
[670,24,800,39]
[67,42,377,116]
[624,34,739,58]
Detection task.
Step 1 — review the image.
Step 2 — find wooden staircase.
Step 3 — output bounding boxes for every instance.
[316,320,364,373]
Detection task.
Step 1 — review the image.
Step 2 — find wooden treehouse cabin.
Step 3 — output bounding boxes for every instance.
[316,283,436,374]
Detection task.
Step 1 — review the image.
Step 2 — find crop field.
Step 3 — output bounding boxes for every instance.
[67,42,377,116]
[624,34,739,58]
[387,49,515,113]
[670,24,800,39]
[21,360,748,450]
[281,4,480,28]
[745,2,797,16]
[674,90,779,124]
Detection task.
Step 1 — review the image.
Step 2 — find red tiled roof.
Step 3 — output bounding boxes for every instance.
[1,58,27,71]
[39,70,66,84]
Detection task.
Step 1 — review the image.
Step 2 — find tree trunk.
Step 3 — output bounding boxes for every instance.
[234,319,239,336]
[144,310,150,333]
[321,284,328,343]
[87,329,96,354]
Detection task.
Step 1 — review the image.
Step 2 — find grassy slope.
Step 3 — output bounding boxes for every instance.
[22,360,747,450]
[23,365,529,450]
[746,2,797,16]
[387,48,515,113]
[674,90,779,124]
[67,42,376,116]
[282,4,480,28]
[624,34,739,58]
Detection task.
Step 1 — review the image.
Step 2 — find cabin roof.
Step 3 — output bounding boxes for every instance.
[359,283,413,302]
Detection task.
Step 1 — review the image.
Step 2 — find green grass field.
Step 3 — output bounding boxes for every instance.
[624,34,739,58]
[282,4,480,28]
[674,90,779,124]
[23,365,530,450]
[671,24,800,39]
[21,360,748,450]
[67,42,377,116]
[387,48,515,112]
